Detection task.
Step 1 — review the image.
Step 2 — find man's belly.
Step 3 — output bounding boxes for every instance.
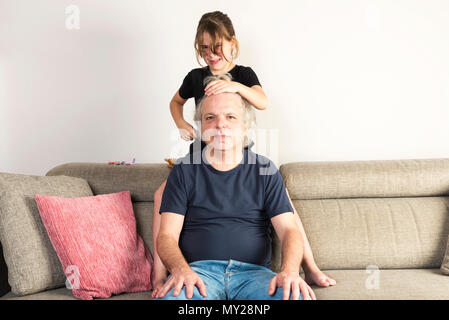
[179,223,273,268]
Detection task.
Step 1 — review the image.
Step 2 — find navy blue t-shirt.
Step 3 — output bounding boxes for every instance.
[159,149,293,268]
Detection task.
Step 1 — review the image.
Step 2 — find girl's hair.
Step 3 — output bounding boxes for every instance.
[194,11,240,66]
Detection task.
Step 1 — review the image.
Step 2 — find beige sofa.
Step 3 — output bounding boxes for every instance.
[1,157,449,300]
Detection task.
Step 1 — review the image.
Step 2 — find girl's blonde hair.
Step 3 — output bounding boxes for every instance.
[194,11,240,67]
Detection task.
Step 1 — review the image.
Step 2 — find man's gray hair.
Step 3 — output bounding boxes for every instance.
[194,73,257,147]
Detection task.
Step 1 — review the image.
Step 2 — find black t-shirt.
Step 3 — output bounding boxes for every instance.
[159,149,293,268]
[178,65,261,106]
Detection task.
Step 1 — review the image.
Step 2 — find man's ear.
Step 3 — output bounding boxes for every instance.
[243,129,250,148]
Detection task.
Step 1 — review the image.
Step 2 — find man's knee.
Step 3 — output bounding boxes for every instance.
[235,272,308,300]
[155,286,207,300]
[242,285,306,300]
[268,287,307,300]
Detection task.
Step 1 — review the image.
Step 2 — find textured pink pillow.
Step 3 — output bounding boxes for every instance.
[35,190,153,300]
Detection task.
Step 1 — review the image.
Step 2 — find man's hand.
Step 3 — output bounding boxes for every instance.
[268,270,316,300]
[156,266,207,299]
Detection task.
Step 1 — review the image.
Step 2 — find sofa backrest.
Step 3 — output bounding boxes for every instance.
[46,162,172,258]
[279,158,449,270]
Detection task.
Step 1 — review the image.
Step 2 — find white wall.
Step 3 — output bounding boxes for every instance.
[1,0,448,175]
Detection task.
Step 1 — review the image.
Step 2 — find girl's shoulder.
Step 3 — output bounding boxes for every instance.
[229,65,261,87]
[230,65,258,76]
[232,64,256,71]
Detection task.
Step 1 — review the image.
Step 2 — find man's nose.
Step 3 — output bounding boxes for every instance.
[215,116,227,128]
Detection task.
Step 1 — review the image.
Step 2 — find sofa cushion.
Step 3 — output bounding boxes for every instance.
[35,191,153,300]
[0,287,153,300]
[0,172,93,296]
[290,197,449,270]
[312,269,449,300]
[3,269,448,300]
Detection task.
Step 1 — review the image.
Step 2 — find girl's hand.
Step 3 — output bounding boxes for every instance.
[151,262,169,298]
[204,80,241,96]
[178,121,197,141]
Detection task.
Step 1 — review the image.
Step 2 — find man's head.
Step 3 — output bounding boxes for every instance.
[194,75,256,152]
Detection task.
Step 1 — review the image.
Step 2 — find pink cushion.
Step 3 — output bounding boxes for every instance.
[35,190,153,300]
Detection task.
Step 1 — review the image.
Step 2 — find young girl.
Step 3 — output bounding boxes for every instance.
[152,11,335,298]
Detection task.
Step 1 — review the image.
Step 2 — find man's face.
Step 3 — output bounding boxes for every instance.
[201,93,246,152]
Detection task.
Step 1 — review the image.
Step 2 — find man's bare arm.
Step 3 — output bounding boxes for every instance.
[156,212,207,299]
[157,212,189,273]
[269,212,316,300]
[274,213,303,272]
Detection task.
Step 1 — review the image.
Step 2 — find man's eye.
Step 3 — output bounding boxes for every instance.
[205,116,214,120]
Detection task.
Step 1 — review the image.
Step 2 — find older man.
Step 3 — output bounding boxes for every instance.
[155,76,315,300]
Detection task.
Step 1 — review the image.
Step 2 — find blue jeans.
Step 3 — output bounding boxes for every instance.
[156,259,305,300]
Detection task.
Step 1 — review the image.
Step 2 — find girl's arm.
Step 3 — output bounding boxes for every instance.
[236,84,268,111]
[151,182,168,298]
[204,81,268,110]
